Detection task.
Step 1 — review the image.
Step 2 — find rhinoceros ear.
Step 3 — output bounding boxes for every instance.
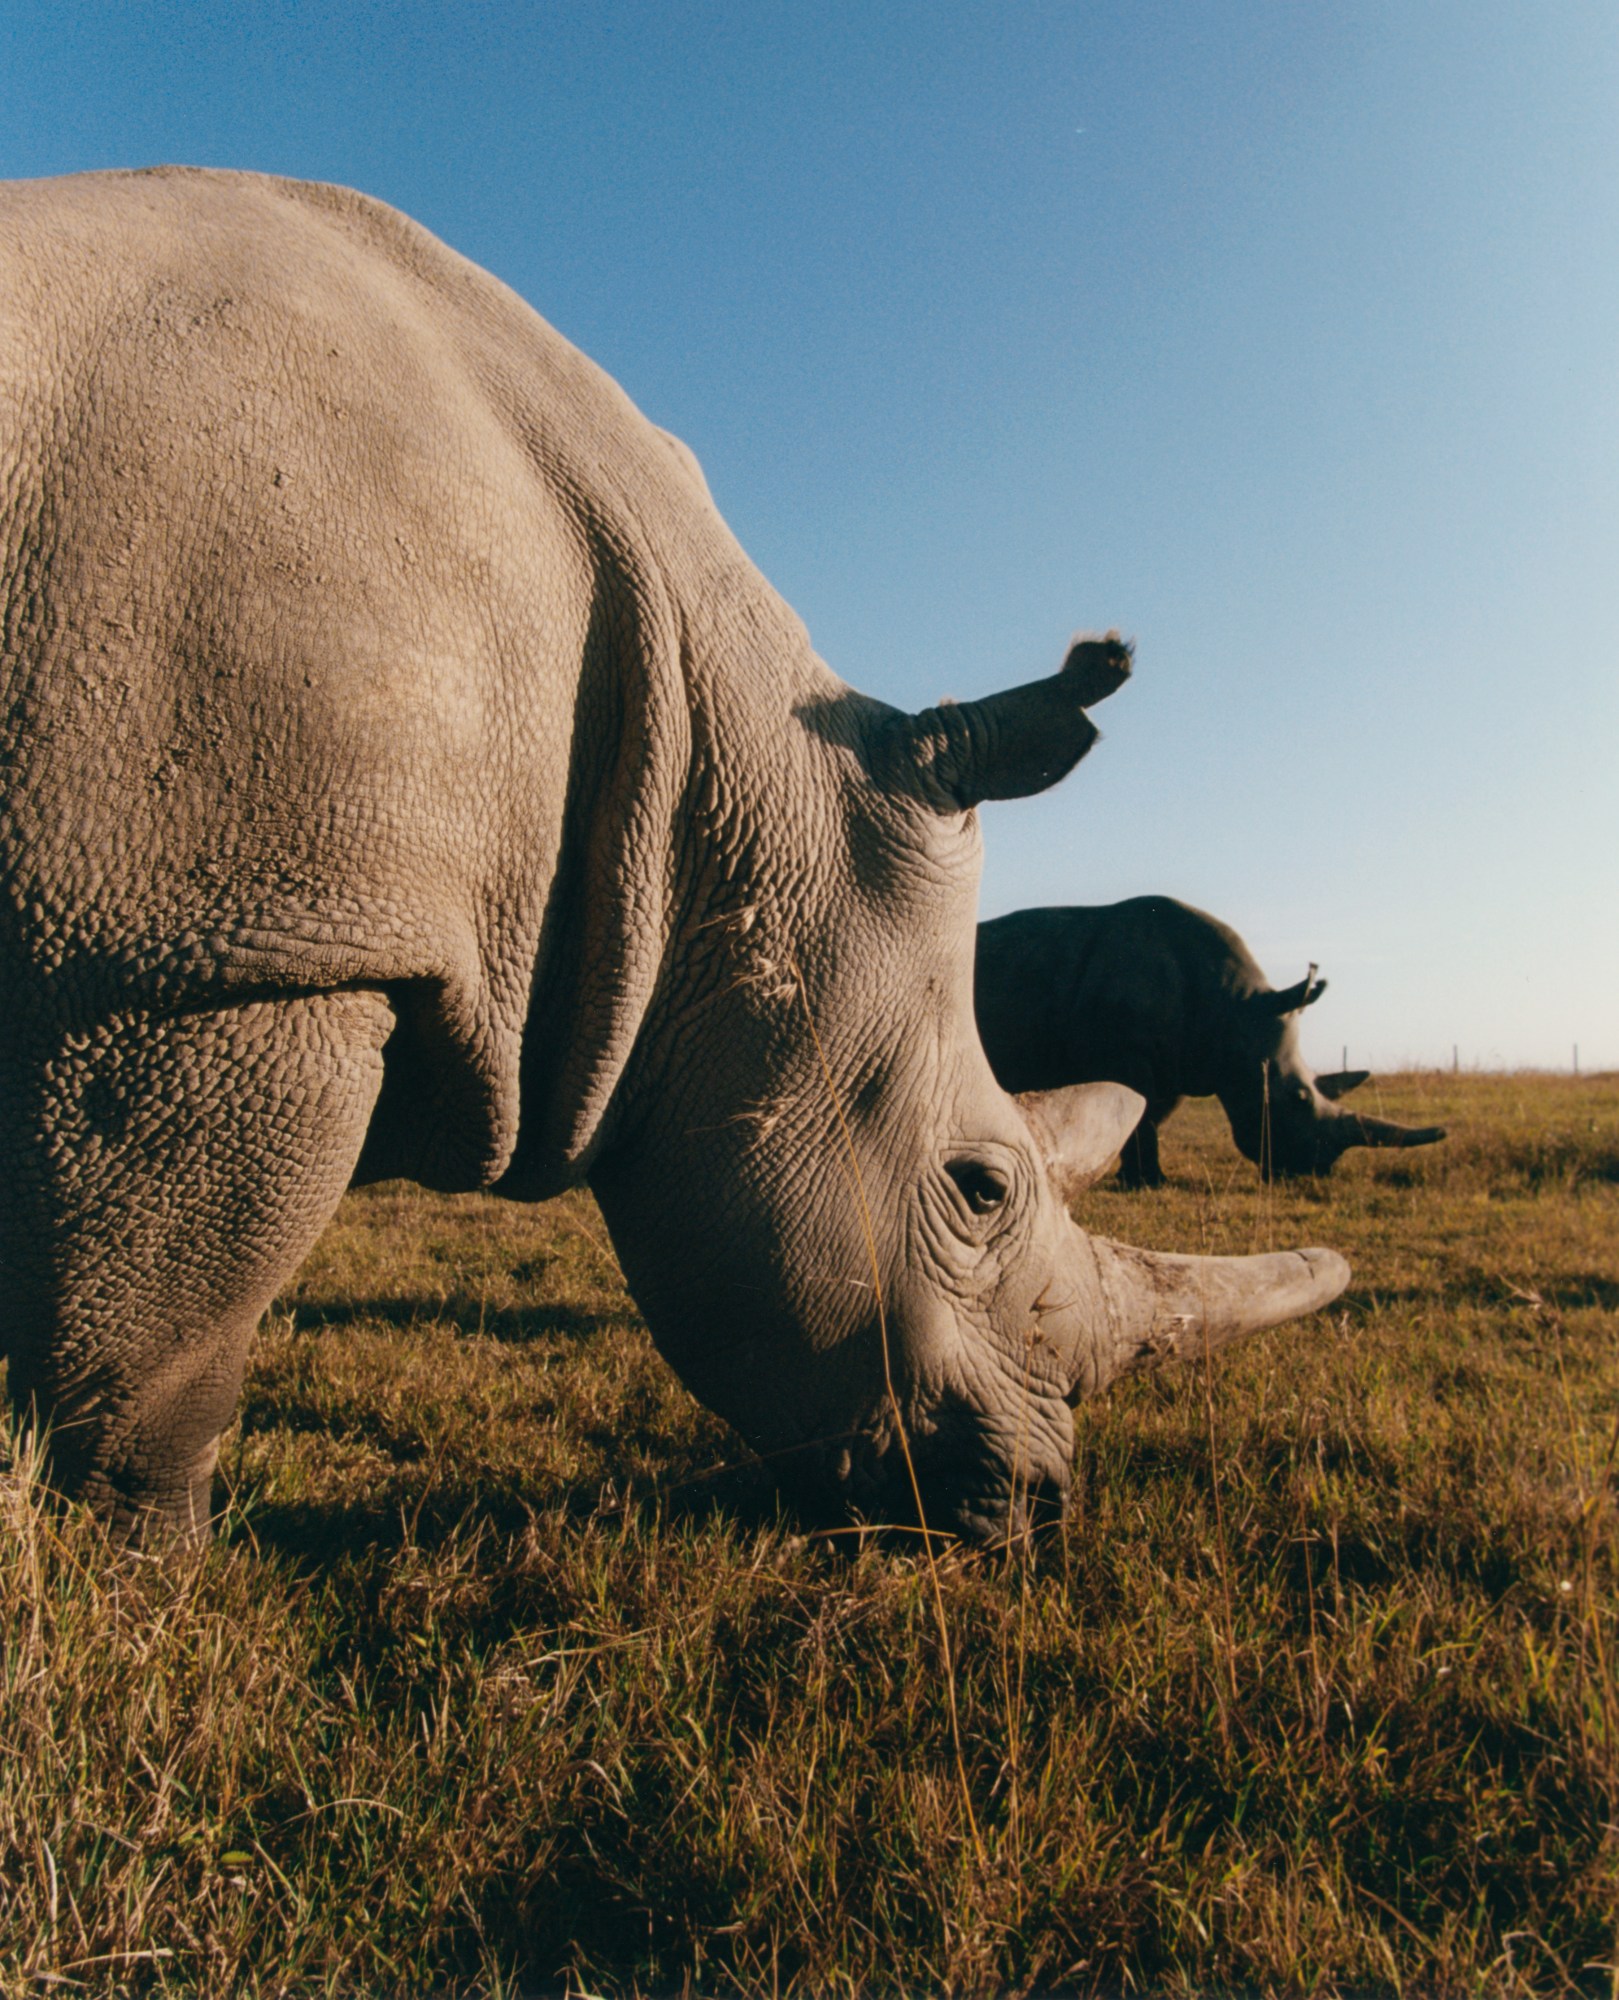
[1018,1081,1146,1202]
[1314,1068,1370,1101]
[886,633,1132,813]
[1262,966,1327,1016]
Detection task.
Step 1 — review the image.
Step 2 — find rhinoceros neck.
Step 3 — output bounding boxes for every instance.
[502,549,858,1197]
[617,604,865,1125]
[1202,938,1272,1111]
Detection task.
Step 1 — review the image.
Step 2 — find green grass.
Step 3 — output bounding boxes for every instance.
[3,1073,1617,1995]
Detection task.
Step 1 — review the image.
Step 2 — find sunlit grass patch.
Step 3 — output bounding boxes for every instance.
[3,1073,1617,1994]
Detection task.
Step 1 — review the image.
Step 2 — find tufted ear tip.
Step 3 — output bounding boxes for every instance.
[1262,967,1327,1016]
[1058,631,1134,706]
[887,632,1135,814]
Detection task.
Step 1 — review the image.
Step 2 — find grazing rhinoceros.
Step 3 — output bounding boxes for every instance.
[975,898,1446,1186]
[0,169,1349,1546]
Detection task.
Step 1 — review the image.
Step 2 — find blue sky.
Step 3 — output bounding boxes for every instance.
[5,2,1615,1068]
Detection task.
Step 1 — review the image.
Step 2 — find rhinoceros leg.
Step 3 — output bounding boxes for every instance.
[1,989,392,1541]
[1116,1087,1186,1188]
[1116,1114,1163,1189]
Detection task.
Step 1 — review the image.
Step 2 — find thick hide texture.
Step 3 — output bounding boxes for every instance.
[0,170,1350,1544]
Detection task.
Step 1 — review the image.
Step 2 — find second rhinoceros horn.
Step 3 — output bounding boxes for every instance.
[1312,1068,1371,1100]
[1018,1082,1145,1201]
[1017,1085,1350,1417]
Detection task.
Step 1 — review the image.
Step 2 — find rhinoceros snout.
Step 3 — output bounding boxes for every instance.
[778,1415,1071,1547]
[942,1470,1070,1546]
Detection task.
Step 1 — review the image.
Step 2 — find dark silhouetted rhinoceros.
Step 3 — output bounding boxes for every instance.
[975,898,1445,1186]
[0,170,1349,1547]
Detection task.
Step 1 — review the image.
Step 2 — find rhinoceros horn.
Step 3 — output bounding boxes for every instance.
[1052,1235,1351,1401]
[1263,965,1327,1015]
[1018,1081,1349,1409]
[1331,1110,1447,1151]
[892,633,1133,811]
[1313,1068,1370,1101]
[1018,1082,1145,1201]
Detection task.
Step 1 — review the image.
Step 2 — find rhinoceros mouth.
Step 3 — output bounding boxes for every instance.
[771,1397,1073,1546]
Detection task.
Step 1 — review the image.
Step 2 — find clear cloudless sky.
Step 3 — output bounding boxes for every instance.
[4,1,1615,1068]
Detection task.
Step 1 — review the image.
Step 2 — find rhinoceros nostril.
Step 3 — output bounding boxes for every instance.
[989,1468,1068,1540]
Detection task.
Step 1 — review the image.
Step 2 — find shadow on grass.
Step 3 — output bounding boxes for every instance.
[1339,1284,1442,1311]
[1518,1271,1619,1311]
[281,1294,626,1344]
[223,1447,785,1572]
[1344,1270,1619,1313]
[1469,1143,1619,1191]
[1449,1271,1619,1314]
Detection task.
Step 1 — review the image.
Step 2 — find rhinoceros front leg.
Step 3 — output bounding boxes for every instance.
[2,989,392,1542]
[1115,1105,1169,1189]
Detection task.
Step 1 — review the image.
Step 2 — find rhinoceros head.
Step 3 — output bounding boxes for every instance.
[1221,971,1446,1180]
[590,639,1349,1542]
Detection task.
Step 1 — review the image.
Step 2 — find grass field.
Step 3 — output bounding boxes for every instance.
[3,1071,1617,1996]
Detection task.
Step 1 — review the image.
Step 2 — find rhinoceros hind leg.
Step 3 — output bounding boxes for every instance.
[1,989,392,1543]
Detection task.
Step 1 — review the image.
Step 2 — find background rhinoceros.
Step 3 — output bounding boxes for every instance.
[975,897,1446,1186]
[0,168,1348,1545]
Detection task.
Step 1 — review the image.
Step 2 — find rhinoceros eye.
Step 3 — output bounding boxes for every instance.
[946,1158,1011,1215]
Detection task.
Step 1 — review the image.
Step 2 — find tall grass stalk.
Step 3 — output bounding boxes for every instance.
[4,1070,1617,1993]
[789,957,986,1871]
[1200,1308,1241,1750]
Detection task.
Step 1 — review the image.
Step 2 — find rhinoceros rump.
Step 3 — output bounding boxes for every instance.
[975,899,1446,1185]
[0,170,1349,1545]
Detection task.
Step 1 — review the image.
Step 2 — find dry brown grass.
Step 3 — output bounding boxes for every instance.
[2,1074,1617,1995]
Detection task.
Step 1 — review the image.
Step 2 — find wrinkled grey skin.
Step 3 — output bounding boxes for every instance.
[976,898,1446,1187]
[0,170,1350,1547]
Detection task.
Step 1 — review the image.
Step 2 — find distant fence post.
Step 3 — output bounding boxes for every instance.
[1452,1044,1459,1074]
[1574,1044,1580,1076]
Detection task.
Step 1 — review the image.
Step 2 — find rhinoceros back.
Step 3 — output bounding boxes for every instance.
[975,897,1259,1103]
[0,168,726,1186]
